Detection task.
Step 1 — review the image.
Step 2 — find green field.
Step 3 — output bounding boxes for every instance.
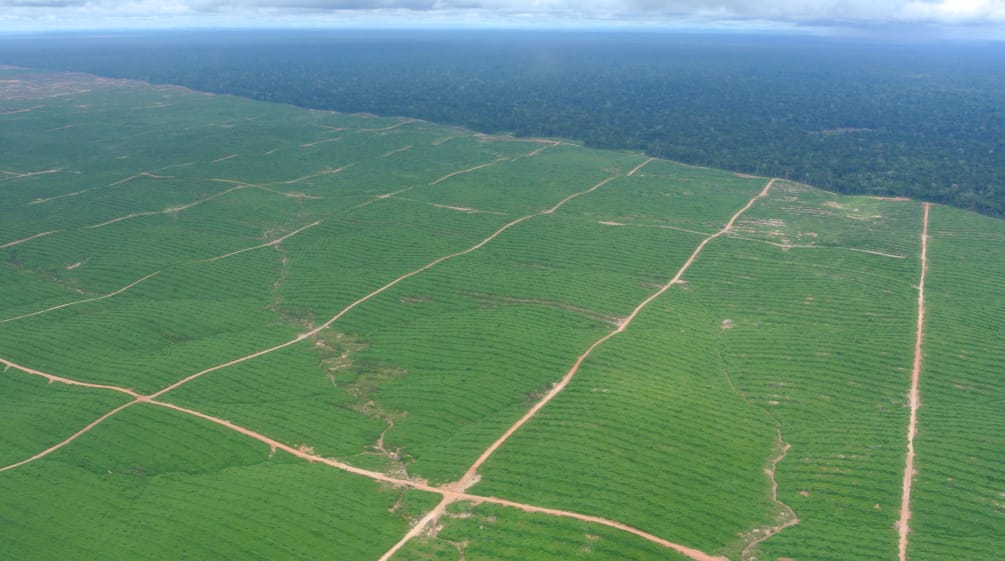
[2,69,1001,560]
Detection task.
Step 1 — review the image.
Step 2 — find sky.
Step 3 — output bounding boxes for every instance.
[1,0,1004,35]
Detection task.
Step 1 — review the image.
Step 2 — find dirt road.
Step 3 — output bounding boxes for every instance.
[0,230,60,249]
[430,158,506,185]
[543,176,617,215]
[627,157,654,177]
[898,202,931,561]
[0,401,138,473]
[0,357,141,398]
[0,272,161,324]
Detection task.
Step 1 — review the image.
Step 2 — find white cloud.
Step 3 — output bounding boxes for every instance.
[1,0,1004,30]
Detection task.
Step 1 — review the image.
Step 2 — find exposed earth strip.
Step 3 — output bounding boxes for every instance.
[0,356,142,398]
[430,158,507,185]
[0,230,60,249]
[0,401,138,474]
[627,157,654,177]
[898,201,931,561]
[0,271,161,324]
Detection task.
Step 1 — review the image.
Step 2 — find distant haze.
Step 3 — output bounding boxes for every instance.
[1,0,1004,36]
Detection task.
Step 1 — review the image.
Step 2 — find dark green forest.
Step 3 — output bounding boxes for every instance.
[3,31,1003,216]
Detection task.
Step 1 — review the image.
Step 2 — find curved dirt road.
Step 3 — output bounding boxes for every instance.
[627,157,654,177]
[0,401,138,473]
[0,356,141,398]
[0,272,161,325]
[0,230,60,249]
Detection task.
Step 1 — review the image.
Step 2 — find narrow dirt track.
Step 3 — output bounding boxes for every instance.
[29,171,173,205]
[0,271,161,324]
[0,357,141,398]
[150,401,422,487]
[377,496,454,561]
[627,157,655,177]
[526,141,560,157]
[0,168,62,181]
[726,235,908,260]
[108,172,174,187]
[279,164,352,185]
[469,495,728,561]
[87,185,251,229]
[351,119,417,134]
[0,401,138,473]
[898,202,931,561]
[543,176,617,215]
[381,145,413,158]
[0,106,42,115]
[427,202,507,215]
[30,189,89,205]
[300,137,343,148]
[2,220,323,325]
[430,158,505,186]
[0,230,60,249]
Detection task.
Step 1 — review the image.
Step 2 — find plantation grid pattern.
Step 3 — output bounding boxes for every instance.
[2,70,1002,561]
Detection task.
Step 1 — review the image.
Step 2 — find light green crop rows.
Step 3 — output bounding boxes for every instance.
[2,69,1001,561]
[910,206,1005,561]
[0,404,438,561]
[398,502,694,561]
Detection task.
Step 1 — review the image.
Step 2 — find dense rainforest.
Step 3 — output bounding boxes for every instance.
[2,30,1003,216]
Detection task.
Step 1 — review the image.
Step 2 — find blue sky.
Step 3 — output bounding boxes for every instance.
[1,0,1004,35]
